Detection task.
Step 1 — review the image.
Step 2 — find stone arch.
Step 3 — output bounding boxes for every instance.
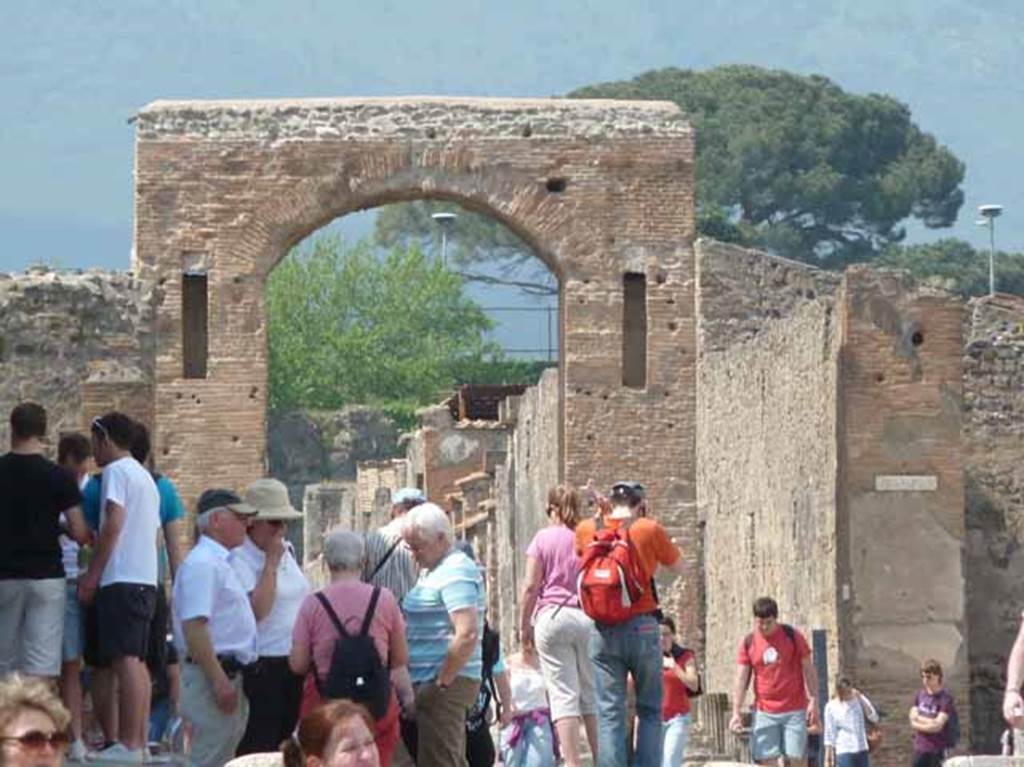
[257,169,572,283]
[133,99,699,625]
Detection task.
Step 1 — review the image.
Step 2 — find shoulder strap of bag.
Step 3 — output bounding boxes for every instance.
[369,537,403,580]
[783,623,796,643]
[359,586,381,637]
[315,591,350,639]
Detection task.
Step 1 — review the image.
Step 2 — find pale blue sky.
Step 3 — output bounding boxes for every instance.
[4,0,1021,277]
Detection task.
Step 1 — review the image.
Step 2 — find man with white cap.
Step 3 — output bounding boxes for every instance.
[362,486,424,604]
[230,478,310,756]
[172,489,259,767]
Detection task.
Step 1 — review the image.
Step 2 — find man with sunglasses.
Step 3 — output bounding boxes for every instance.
[172,489,259,767]
[79,412,162,763]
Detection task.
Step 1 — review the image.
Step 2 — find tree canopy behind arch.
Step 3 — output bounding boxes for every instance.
[569,65,966,268]
[267,235,553,425]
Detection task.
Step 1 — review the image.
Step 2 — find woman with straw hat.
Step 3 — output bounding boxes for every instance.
[230,478,310,756]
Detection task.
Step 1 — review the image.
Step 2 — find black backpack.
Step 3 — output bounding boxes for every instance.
[466,621,501,732]
[744,623,797,657]
[311,588,391,719]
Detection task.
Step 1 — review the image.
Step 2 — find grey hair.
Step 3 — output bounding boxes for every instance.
[323,529,366,572]
[196,509,218,533]
[402,502,453,544]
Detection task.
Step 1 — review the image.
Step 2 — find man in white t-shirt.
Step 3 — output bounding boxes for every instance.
[79,412,161,764]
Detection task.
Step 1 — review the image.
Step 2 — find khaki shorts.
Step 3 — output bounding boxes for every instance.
[0,577,66,677]
[534,604,597,721]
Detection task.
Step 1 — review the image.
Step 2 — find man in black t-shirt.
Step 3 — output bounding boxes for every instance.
[0,402,89,679]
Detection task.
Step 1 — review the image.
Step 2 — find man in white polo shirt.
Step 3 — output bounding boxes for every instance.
[79,412,161,764]
[173,488,259,767]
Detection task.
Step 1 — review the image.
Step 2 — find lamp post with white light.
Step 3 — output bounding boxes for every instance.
[976,204,1003,296]
[431,211,458,267]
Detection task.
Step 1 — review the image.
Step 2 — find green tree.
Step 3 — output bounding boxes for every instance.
[267,235,502,414]
[877,239,1024,297]
[373,202,556,295]
[569,65,965,267]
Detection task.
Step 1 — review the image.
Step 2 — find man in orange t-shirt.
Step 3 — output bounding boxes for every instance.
[574,481,684,767]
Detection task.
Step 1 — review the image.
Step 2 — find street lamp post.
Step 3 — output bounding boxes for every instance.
[976,204,1004,296]
[431,211,457,267]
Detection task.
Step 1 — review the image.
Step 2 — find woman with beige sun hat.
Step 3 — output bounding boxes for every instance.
[229,478,311,756]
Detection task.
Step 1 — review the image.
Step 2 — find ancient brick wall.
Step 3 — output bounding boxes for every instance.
[494,367,561,648]
[133,96,698,635]
[0,267,154,450]
[696,240,843,689]
[963,295,1024,752]
[837,268,966,765]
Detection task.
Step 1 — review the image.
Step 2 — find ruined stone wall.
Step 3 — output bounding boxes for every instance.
[355,458,410,531]
[963,295,1024,752]
[494,367,561,649]
[0,268,154,450]
[413,403,510,507]
[696,240,843,690]
[837,268,966,766]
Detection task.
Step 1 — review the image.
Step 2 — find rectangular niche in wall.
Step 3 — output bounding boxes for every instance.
[182,271,209,379]
[622,272,647,388]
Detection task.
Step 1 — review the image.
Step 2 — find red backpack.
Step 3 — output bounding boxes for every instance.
[577,516,648,625]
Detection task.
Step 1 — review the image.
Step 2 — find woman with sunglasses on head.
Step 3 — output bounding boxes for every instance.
[0,673,71,767]
[230,478,311,756]
[823,675,878,767]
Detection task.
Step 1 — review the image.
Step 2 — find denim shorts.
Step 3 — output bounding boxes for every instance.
[62,581,84,662]
[751,709,807,760]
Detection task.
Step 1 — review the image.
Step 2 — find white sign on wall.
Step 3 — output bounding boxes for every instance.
[874,475,938,492]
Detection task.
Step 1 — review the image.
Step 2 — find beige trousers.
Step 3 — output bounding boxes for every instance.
[180,663,249,767]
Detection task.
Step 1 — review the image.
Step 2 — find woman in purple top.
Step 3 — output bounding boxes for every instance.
[518,485,598,767]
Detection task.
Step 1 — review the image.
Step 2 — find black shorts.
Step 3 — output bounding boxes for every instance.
[94,583,157,665]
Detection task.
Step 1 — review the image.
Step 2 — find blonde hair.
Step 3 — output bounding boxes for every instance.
[0,673,71,734]
[548,484,583,529]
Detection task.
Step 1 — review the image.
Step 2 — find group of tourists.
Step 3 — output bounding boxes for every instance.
[0,399,979,767]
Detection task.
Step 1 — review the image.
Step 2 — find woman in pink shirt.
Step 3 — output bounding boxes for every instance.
[290,530,414,767]
[518,486,598,767]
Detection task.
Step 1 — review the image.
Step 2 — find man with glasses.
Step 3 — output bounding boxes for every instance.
[172,489,259,767]
[730,596,819,767]
[909,659,957,767]
[79,411,161,764]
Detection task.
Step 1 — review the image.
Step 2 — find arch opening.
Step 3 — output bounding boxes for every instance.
[264,199,563,567]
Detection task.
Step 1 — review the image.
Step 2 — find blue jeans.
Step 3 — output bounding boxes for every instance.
[836,750,870,767]
[590,614,663,767]
[751,709,807,760]
[662,713,690,766]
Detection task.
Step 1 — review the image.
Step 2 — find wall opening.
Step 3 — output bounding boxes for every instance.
[265,199,562,564]
[182,272,208,379]
[623,272,647,388]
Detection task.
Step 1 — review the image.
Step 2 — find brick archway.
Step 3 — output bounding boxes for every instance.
[133,98,698,603]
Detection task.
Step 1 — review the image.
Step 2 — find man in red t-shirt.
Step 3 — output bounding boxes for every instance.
[729,596,819,766]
